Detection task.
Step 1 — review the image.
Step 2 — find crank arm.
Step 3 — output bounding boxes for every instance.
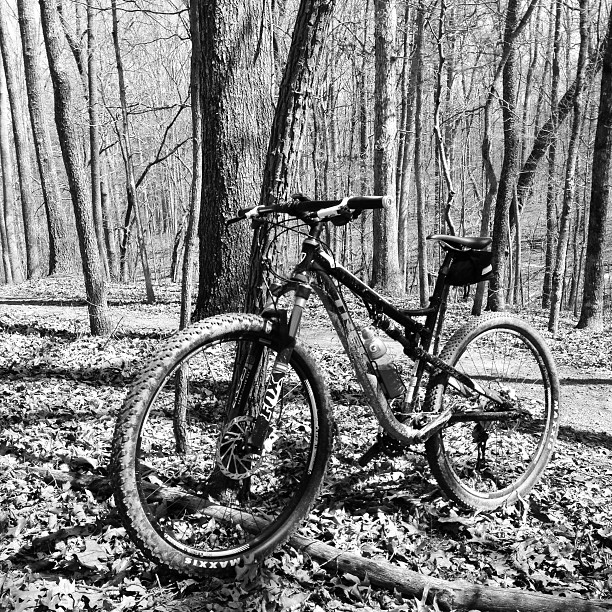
[358,408,453,466]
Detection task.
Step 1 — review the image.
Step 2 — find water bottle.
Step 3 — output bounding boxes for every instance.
[360,327,405,399]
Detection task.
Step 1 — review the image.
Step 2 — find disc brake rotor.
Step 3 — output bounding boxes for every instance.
[216,416,263,480]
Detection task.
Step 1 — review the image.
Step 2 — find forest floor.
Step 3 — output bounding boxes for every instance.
[0,275,611,612]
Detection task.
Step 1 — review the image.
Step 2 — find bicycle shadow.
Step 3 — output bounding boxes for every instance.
[0,362,140,389]
[0,298,87,307]
[0,319,172,341]
[0,297,175,307]
[558,424,612,453]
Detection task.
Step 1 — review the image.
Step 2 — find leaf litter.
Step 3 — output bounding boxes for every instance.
[0,278,611,611]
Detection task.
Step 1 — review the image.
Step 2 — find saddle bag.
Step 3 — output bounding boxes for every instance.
[446,250,494,286]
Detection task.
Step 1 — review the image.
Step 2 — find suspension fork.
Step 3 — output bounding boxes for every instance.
[226,341,268,421]
[246,279,312,452]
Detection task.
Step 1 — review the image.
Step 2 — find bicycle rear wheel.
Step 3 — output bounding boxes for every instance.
[424,314,561,510]
[111,314,332,576]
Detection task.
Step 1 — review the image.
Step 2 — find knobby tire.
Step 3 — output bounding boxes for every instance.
[110,314,332,576]
[424,313,561,510]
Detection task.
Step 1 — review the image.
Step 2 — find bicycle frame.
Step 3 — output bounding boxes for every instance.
[309,266,451,445]
[258,220,516,450]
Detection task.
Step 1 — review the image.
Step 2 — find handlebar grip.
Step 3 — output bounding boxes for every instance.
[346,195,390,210]
[235,206,254,218]
[236,205,278,219]
[226,205,271,226]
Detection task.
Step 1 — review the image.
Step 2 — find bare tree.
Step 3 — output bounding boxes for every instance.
[17,0,73,275]
[548,0,590,334]
[194,0,273,317]
[541,0,562,309]
[371,0,401,293]
[514,37,607,222]
[38,0,110,335]
[396,1,416,285]
[487,0,520,311]
[245,0,337,313]
[0,54,24,283]
[577,4,612,331]
[179,0,203,328]
[110,0,155,302]
[87,0,108,280]
[413,2,429,307]
[433,0,457,235]
[0,6,40,279]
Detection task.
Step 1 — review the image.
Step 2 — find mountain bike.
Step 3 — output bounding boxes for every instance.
[110,195,561,576]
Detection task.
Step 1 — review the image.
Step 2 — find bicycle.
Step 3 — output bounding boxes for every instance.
[110,195,561,576]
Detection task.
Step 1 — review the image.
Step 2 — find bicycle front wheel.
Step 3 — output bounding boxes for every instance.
[424,314,561,510]
[111,314,332,576]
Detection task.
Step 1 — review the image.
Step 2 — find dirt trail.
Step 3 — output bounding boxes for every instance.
[0,299,610,436]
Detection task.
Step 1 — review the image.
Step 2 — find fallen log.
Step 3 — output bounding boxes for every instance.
[3,460,611,612]
[290,532,612,612]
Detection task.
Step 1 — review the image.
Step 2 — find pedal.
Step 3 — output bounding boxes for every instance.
[358,441,382,467]
[358,434,407,467]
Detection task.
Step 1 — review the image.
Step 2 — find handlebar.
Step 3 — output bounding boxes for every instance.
[227,195,391,226]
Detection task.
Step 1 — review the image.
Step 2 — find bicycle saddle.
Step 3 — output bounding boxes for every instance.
[427,234,492,250]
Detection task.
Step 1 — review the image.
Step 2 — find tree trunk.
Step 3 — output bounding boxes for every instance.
[359,2,370,281]
[193,0,273,318]
[512,193,522,306]
[397,0,418,287]
[395,0,410,210]
[471,100,496,316]
[487,0,520,312]
[520,7,541,166]
[288,534,612,612]
[371,0,401,293]
[38,0,110,336]
[0,56,24,283]
[577,5,612,331]
[413,2,428,307]
[0,181,12,283]
[17,0,73,275]
[170,220,185,283]
[548,0,589,336]
[542,0,561,309]
[173,0,206,453]
[433,0,456,235]
[0,9,40,279]
[100,178,118,279]
[245,0,336,313]
[87,0,108,281]
[180,0,203,328]
[568,202,582,312]
[110,0,155,304]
